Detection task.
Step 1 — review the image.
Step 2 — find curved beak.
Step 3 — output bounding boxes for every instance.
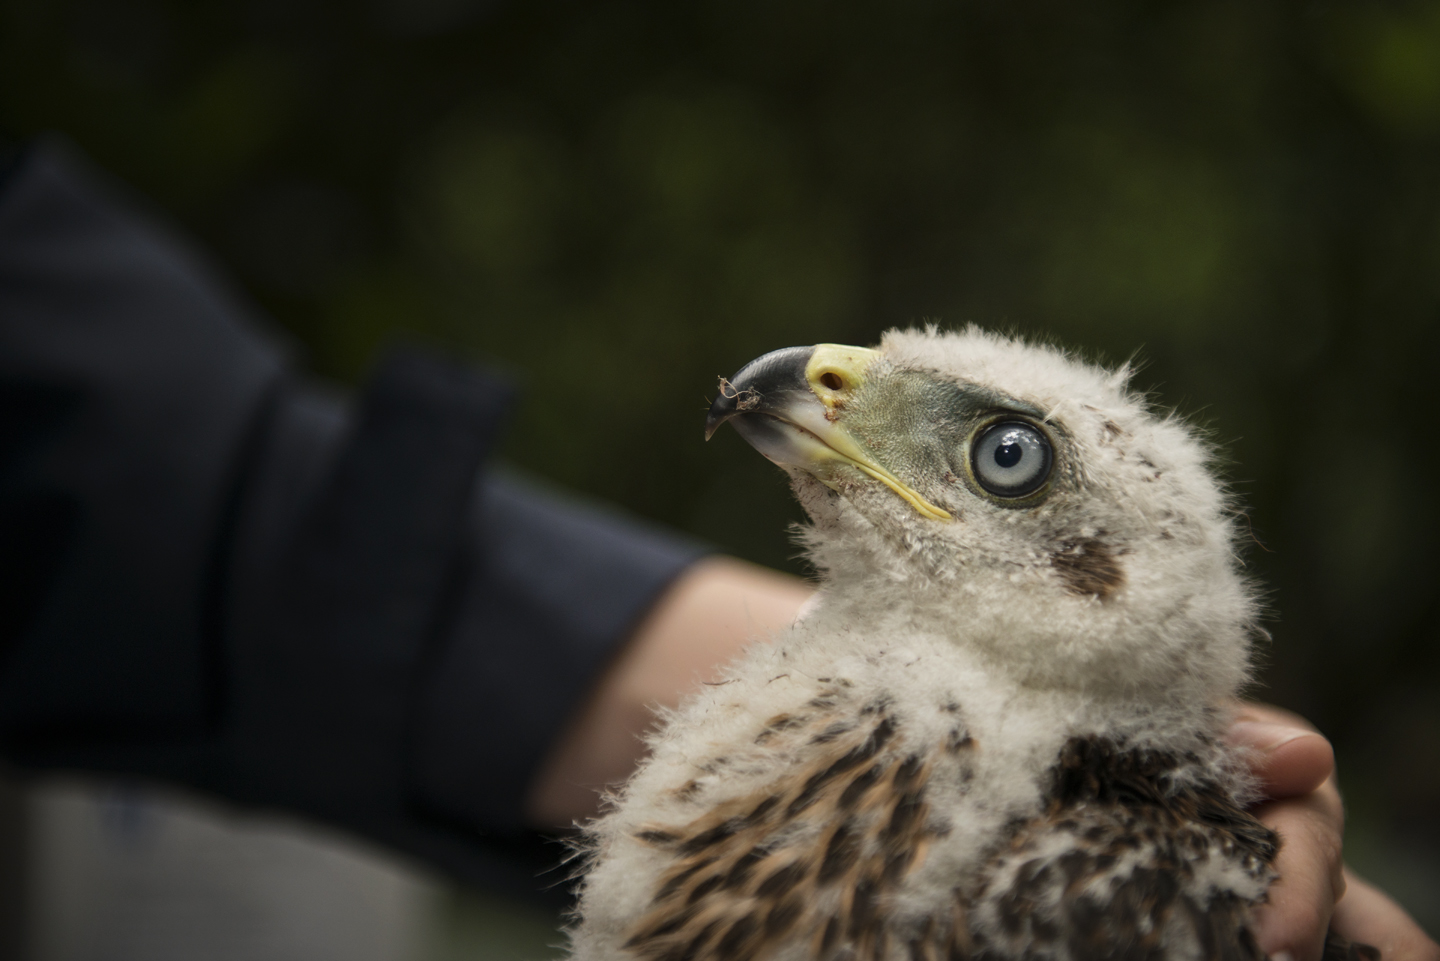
[706,344,952,522]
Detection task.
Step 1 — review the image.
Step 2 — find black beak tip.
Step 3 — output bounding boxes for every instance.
[704,385,738,441]
[703,345,814,442]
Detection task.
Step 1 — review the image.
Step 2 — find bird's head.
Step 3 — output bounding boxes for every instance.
[706,327,1256,698]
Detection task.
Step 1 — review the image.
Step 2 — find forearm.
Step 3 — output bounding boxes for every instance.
[525,557,814,827]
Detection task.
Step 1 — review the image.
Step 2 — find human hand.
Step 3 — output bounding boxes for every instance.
[1333,868,1440,961]
[1230,703,1439,961]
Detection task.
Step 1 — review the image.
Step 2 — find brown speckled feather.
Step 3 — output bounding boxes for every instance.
[618,725,1361,961]
[973,737,1280,961]
[623,697,966,961]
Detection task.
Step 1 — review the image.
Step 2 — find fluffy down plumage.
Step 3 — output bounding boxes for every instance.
[570,328,1306,961]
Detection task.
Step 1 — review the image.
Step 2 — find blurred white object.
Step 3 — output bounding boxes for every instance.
[25,778,436,961]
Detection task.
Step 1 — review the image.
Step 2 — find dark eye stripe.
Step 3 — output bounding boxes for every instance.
[971,422,1052,498]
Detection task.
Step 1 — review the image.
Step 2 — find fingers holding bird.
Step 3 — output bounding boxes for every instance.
[1228,703,1349,961]
[1232,705,1438,961]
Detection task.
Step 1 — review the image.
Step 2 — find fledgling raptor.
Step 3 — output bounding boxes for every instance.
[569,328,1362,961]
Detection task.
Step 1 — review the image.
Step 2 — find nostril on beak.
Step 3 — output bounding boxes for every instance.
[819,371,844,391]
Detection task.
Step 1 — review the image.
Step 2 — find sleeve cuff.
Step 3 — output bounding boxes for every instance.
[408,470,708,834]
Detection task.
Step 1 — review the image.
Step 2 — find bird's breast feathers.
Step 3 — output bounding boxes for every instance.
[575,634,1272,961]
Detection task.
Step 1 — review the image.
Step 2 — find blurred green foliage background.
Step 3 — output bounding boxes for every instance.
[2,0,1437,935]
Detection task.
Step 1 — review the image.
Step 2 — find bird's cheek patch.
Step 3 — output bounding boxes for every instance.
[1049,539,1127,599]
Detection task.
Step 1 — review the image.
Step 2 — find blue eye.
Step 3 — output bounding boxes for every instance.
[971,421,1052,498]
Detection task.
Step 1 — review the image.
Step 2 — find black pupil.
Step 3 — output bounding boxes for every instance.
[994,441,1023,469]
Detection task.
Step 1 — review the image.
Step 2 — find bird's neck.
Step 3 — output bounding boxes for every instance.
[807,570,1237,723]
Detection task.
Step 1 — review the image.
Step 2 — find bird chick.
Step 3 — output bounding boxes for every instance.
[571,328,1281,961]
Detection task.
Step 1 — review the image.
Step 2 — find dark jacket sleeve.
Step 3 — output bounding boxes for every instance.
[0,140,706,898]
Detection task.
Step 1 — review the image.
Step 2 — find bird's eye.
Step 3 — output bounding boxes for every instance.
[971,421,1053,498]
